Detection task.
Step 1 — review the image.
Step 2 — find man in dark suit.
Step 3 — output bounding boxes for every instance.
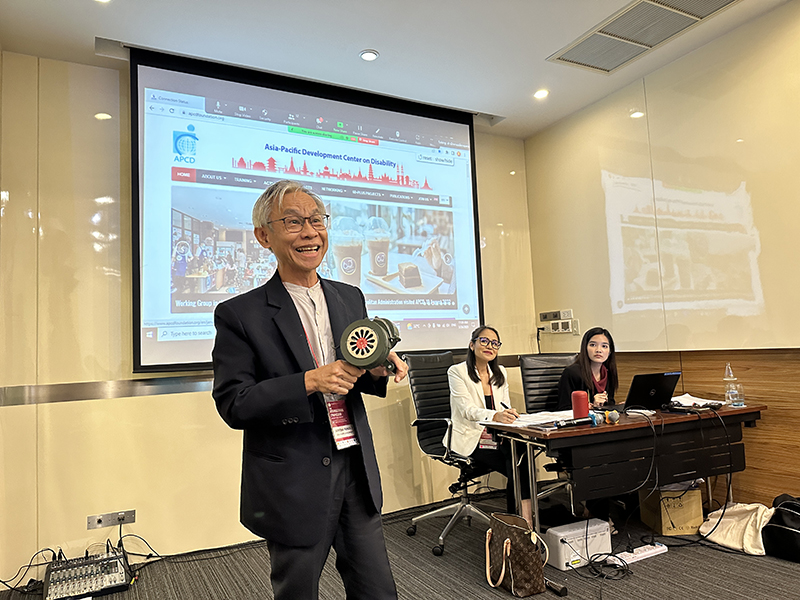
[212,179,407,600]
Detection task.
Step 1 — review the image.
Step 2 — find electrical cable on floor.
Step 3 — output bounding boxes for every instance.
[562,533,632,582]
[0,548,55,594]
[604,409,663,550]
[127,538,274,577]
[651,407,733,549]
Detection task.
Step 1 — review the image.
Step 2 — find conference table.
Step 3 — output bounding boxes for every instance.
[486,404,766,533]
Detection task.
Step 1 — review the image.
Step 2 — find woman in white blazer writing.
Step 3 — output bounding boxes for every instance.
[446,326,532,526]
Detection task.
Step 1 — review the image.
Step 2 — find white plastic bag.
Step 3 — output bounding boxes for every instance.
[699,503,775,555]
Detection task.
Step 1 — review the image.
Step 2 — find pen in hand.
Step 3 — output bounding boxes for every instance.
[499,401,520,420]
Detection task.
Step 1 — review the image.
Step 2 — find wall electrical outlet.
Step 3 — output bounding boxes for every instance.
[550,320,572,333]
[87,510,136,530]
[572,318,580,336]
[539,311,561,322]
[560,309,573,320]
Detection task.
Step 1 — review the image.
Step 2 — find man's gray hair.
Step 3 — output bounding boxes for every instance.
[252,180,325,229]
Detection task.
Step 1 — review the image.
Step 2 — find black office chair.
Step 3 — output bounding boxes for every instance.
[403,351,491,556]
[519,353,577,413]
[518,353,578,512]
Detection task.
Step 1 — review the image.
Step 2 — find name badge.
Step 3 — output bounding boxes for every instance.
[325,394,360,450]
[478,427,498,450]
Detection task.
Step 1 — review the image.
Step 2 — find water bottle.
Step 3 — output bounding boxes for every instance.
[723,362,738,404]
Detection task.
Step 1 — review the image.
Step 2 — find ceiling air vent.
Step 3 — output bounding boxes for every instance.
[548,0,741,74]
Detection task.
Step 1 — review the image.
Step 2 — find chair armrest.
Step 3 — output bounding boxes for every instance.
[411,417,452,427]
[411,417,459,462]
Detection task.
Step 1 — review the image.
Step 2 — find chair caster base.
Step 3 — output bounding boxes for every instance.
[406,525,417,536]
[432,545,444,556]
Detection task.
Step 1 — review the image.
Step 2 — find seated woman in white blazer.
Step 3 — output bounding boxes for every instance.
[446,326,532,527]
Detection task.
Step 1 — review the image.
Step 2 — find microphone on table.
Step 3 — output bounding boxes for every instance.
[555,414,600,428]
[605,410,620,424]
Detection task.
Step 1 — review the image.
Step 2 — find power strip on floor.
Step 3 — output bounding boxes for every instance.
[606,543,667,566]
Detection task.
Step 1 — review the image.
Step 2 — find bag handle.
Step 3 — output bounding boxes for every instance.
[531,530,550,567]
[485,529,511,588]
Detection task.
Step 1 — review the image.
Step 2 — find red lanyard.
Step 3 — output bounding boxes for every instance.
[301,326,322,368]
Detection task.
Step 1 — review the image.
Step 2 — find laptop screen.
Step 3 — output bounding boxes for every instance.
[622,372,682,411]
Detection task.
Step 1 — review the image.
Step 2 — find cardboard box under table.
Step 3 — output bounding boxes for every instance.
[639,488,703,536]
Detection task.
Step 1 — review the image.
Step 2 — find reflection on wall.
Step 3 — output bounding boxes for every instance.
[604,170,763,317]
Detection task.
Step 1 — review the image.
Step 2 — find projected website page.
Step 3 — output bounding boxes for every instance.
[137,66,481,367]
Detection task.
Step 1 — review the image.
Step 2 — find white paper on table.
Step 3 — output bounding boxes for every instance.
[478,409,574,428]
[671,393,722,407]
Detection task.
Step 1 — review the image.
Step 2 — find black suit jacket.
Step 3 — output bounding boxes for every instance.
[212,272,387,546]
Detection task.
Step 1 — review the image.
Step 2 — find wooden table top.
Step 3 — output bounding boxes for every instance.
[486,403,767,441]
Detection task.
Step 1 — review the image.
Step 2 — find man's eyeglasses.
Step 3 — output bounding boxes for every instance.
[267,214,330,233]
[476,337,502,350]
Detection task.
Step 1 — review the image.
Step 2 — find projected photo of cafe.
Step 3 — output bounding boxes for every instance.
[170,187,275,313]
[326,200,457,311]
[169,186,457,314]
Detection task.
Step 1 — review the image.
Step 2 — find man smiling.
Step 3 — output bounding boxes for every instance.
[212,180,406,600]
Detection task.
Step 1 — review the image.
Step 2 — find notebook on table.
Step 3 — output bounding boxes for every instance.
[597,371,681,412]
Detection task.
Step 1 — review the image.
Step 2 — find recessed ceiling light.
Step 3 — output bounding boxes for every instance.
[736,138,744,143]
[94,0,111,3]
[359,49,379,62]
[630,111,645,119]
[533,89,549,100]
[509,171,516,176]
[94,113,112,120]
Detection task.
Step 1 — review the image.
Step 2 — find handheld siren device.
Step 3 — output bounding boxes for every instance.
[340,317,400,372]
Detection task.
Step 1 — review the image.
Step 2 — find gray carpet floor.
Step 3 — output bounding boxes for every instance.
[3,493,800,599]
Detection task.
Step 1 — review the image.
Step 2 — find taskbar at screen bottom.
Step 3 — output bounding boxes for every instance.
[390,318,479,352]
[138,317,481,370]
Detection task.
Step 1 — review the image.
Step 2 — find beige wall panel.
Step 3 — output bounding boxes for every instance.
[474,133,537,355]
[0,53,39,386]
[36,392,251,557]
[525,82,667,354]
[368,382,444,513]
[0,405,38,579]
[645,1,800,351]
[677,349,800,506]
[37,59,126,384]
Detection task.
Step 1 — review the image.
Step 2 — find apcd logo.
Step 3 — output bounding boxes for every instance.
[173,125,198,163]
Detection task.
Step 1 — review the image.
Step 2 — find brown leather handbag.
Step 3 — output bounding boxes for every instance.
[485,513,547,597]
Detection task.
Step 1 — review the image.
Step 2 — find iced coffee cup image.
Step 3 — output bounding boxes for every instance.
[329,216,363,286]
[365,216,391,276]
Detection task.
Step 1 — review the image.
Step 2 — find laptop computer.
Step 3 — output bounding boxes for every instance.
[599,371,681,412]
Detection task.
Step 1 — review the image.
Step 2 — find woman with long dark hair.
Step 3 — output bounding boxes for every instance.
[446,326,532,526]
[556,326,620,531]
[557,326,619,411]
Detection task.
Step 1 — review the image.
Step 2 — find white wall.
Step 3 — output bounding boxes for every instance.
[525,0,800,352]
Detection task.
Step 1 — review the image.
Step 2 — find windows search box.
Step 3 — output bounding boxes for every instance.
[157,327,215,341]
